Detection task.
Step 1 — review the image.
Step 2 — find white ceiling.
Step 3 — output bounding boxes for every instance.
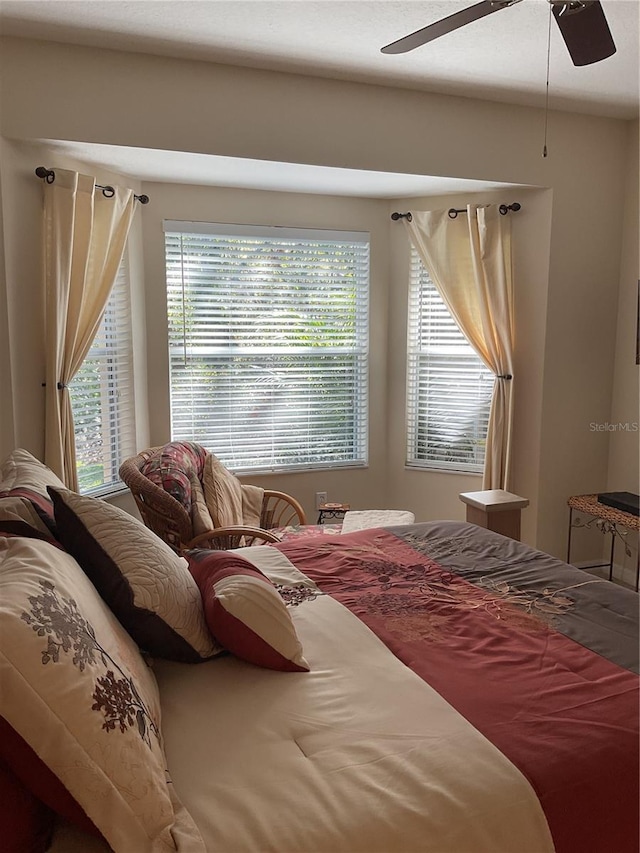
[3,1,637,198]
[1,0,638,119]
[39,139,527,198]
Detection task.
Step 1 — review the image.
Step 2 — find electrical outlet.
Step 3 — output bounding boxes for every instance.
[315,491,328,510]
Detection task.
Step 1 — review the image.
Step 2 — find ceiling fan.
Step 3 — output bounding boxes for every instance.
[381,0,616,66]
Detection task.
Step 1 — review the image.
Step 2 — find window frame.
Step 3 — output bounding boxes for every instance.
[163,221,370,475]
[69,250,136,496]
[405,249,494,474]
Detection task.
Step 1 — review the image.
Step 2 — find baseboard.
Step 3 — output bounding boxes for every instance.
[575,559,638,590]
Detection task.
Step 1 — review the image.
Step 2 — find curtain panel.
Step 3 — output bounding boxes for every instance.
[404,205,515,489]
[42,169,136,489]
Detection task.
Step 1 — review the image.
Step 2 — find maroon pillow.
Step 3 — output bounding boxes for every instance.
[0,759,54,853]
[186,550,309,672]
[0,716,102,841]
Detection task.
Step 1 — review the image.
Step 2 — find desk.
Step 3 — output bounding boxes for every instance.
[567,494,639,591]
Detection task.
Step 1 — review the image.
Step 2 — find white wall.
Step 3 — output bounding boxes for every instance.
[0,36,634,560]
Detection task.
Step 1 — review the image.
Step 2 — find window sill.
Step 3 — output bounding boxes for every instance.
[404,465,483,477]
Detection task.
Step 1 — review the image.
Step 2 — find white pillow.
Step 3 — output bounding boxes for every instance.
[341,510,415,534]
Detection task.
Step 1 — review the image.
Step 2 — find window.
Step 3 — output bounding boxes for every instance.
[164,222,369,473]
[69,254,136,494]
[406,249,493,472]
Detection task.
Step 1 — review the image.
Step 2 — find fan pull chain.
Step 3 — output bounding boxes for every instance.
[543,1,553,158]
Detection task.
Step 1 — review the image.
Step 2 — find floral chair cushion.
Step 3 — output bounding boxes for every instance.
[140,442,208,514]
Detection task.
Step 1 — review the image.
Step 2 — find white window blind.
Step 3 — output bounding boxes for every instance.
[406,249,493,472]
[164,222,369,473]
[69,255,136,494]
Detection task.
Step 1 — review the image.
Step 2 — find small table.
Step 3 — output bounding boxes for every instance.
[567,494,639,591]
[459,489,529,541]
[317,503,350,524]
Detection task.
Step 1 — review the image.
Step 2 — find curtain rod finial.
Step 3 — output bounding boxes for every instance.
[35,166,55,183]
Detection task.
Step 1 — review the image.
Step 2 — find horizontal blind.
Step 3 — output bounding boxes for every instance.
[165,225,369,473]
[406,250,493,472]
[69,257,136,493]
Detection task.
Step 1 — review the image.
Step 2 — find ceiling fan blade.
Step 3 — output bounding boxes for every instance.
[381,1,520,55]
[552,1,616,66]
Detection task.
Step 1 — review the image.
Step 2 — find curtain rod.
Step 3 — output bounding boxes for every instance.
[35,167,150,204]
[391,202,521,222]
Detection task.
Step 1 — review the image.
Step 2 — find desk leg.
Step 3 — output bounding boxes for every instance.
[567,508,573,564]
[608,529,615,581]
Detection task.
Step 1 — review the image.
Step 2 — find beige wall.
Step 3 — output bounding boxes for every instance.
[386,188,553,545]
[0,36,635,560]
[608,120,640,491]
[0,137,149,469]
[0,142,15,454]
[141,182,389,523]
[605,120,639,581]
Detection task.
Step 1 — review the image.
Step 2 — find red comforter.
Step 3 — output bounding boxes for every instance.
[276,521,639,853]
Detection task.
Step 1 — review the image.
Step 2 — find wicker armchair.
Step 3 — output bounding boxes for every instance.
[119,446,307,552]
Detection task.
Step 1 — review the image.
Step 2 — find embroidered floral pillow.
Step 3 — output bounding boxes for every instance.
[0,532,205,851]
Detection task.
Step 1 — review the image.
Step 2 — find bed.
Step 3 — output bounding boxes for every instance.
[0,452,638,853]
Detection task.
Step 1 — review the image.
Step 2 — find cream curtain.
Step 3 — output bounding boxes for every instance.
[404,205,515,489]
[43,169,136,489]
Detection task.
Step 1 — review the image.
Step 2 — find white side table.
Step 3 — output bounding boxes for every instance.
[459,489,529,541]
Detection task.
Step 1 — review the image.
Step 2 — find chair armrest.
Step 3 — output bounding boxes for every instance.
[187,526,281,550]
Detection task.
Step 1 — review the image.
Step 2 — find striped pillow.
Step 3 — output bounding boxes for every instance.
[186,550,309,672]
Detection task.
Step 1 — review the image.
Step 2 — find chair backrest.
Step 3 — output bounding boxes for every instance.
[120,443,308,551]
[119,446,194,551]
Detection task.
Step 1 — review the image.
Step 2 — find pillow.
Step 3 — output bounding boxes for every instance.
[0,533,205,852]
[241,484,265,529]
[0,758,54,853]
[49,487,221,663]
[202,453,243,528]
[0,715,100,841]
[341,510,416,534]
[189,472,214,536]
[0,495,53,535]
[0,449,64,534]
[0,448,66,495]
[186,549,309,672]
